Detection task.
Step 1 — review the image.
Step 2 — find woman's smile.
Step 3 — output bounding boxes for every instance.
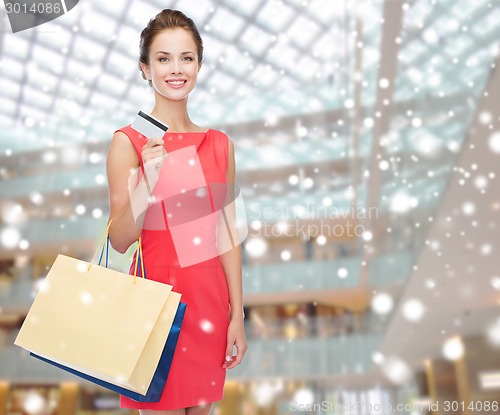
[166,79,187,88]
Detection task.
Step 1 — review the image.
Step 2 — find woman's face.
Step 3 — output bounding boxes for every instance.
[142,28,201,101]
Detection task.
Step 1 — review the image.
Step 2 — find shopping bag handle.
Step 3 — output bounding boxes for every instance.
[88,219,146,283]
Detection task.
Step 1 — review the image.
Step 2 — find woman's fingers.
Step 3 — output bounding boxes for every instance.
[141,138,166,164]
[146,150,166,164]
[143,137,164,148]
[223,339,247,370]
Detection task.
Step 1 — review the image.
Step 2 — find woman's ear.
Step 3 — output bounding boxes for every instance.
[141,62,151,80]
[198,61,202,72]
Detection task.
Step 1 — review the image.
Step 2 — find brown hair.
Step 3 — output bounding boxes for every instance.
[138,9,204,87]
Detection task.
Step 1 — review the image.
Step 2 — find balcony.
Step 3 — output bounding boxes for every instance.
[228,333,383,379]
[1,331,384,382]
[0,249,415,312]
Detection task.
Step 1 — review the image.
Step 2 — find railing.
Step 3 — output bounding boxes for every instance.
[0,346,76,382]
[243,256,361,294]
[1,216,103,245]
[0,166,106,198]
[227,333,383,380]
[245,314,389,340]
[1,332,383,381]
[368,251,414,286]
[0,251,414,308]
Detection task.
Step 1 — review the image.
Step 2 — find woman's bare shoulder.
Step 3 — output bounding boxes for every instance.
[107,129,139,164]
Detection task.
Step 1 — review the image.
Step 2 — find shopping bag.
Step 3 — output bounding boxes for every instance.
[14,220,186,401]
[29,296,186,402]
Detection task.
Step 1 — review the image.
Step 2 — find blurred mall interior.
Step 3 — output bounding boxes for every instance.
[1,0,500,414]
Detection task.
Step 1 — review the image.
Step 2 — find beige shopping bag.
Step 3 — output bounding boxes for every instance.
[14,221,182,395]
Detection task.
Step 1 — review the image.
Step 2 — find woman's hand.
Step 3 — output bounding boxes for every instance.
[141,137,166,165]
[141,137,166,190]
[223,317,247,370]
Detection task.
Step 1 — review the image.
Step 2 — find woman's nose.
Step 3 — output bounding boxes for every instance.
[171,60,181,74]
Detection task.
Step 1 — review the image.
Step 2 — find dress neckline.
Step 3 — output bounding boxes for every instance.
[164,129,212,134]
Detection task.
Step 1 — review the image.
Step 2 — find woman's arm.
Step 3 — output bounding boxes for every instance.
[106,131,166,253]
[106,131,143,253]
[220,138,247,370]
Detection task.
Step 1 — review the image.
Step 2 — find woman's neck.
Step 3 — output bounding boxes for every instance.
[149,95,198,132]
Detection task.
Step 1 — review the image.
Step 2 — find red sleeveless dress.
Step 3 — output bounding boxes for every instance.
[115,125,231,410]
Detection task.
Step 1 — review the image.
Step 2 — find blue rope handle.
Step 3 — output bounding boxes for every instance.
[96,231,147,279]
[135,237,147,279]
[136,248,146,278]
[97,234,110,267]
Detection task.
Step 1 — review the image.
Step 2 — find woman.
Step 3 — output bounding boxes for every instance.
[105,9,247,415]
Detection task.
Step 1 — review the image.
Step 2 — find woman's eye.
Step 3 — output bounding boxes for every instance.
[158,57,192,62]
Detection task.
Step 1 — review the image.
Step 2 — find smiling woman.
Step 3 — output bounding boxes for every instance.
[141,28,201,102]
[156,51,196,88]
[105,8,247,415]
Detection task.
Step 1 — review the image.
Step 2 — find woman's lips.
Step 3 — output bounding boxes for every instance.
[166,80,187,89]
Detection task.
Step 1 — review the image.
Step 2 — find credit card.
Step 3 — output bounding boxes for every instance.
[130,111,169,139]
